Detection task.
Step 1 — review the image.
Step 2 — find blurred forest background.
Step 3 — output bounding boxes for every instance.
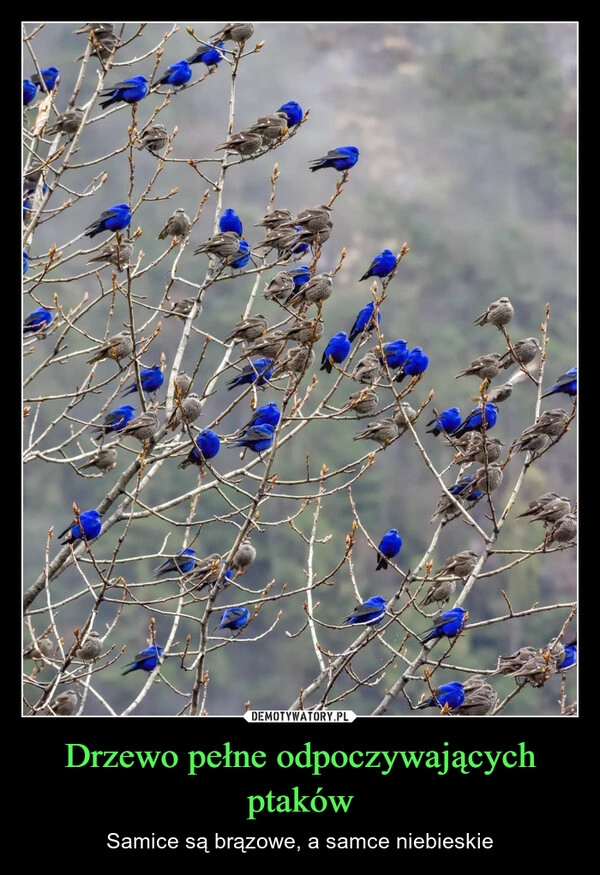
[22,21,577,716]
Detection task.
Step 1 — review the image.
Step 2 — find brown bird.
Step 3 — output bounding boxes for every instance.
[157,208,191,240]
[87,330,133,365]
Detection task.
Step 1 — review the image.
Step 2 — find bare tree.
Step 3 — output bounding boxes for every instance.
[23,22,577,717]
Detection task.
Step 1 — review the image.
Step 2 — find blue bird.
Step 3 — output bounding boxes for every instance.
[449,475,483,503]
[92,404,136,439]
[279,100,303,127]
[420,606,468,645]
[178,428,222,469]
[309,145,360,173]
[452,402,499,439]
[342,595,386,626]
[234,402,281,436]
[231,423,275,454]
[187,41,225,66]
[58,508,102,545]
[416,681,466,711]
[289,265,312,288]
[289,229,310,255]
[84,203,132,238]
[23,250,29,274]
[320,331,351,374]
[541,366,577,399]
[23,307,53,334]
[154,59,192,88]
[99,75,148,109]
[154,547,197,577]
[395,346,429,383]
[122,365,164,397]
[360,248,396,282]
[31,66,60,91]
[229,239,251,269]
[226,357,274,390]
[425,407,462,437]
[557,638,577,670]
[376,528,402,570]
[219,207,243,236]
[23,78,37,105]
[349,301,381,342]
[121,643,163,676]
[380,338,410,370]
[217,606,250,632]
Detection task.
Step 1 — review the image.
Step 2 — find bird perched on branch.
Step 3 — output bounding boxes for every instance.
[226,358,274,391]
[376,528,402,570]
[359,248,396,283]
[166,393,202,432]
[546,512,577,545]
[186,41,225,67]
[122,365,164,398]
[395,346,429,383]
[448,675,496,716]
[350,352,382,384]
[288,272,334,309]
[455,353,502,381]
[86,239,133,271]
[210,22,255,44]
[58,508,102,545]
[46,106,84,136]
[86,329,133,365]
[432,550,478,582]
[92,404,135,440]
[309,145,359,172]
[473,297,514,328]
[121,644,163,676]
[228,538,257,575]
[193,230,242,259]
[498,337,540,369]
[31,66,61,92]
[99,75,148,109]
[137,123,169,156]
[228,423,275,455]
[379,339,410,371]
[75,631,102,661]
[348,301,381,342]
[420,606,467,645]
[73,22,118,61]
[41,689,78,715]
[23,307,53,335]
[279,100,303,127]
[216,606,250,632]
[154,547,197,577]
[346,388,379,415]
[178,429,221,470]
[320,331,351,374]
[224,314,268,344]
[78,445,118,474]
[452,403,498,439]
[416,681,465,712]
[83,203,132,238]
[353,418,399,448]
[157,208,191,241]
[419,578,456,611]
[215,130,264,157]
[120,410,159,445]
[425,407,461,437]
[541,366,577,399]
[154,59,192,89]
[342,595,386,626]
